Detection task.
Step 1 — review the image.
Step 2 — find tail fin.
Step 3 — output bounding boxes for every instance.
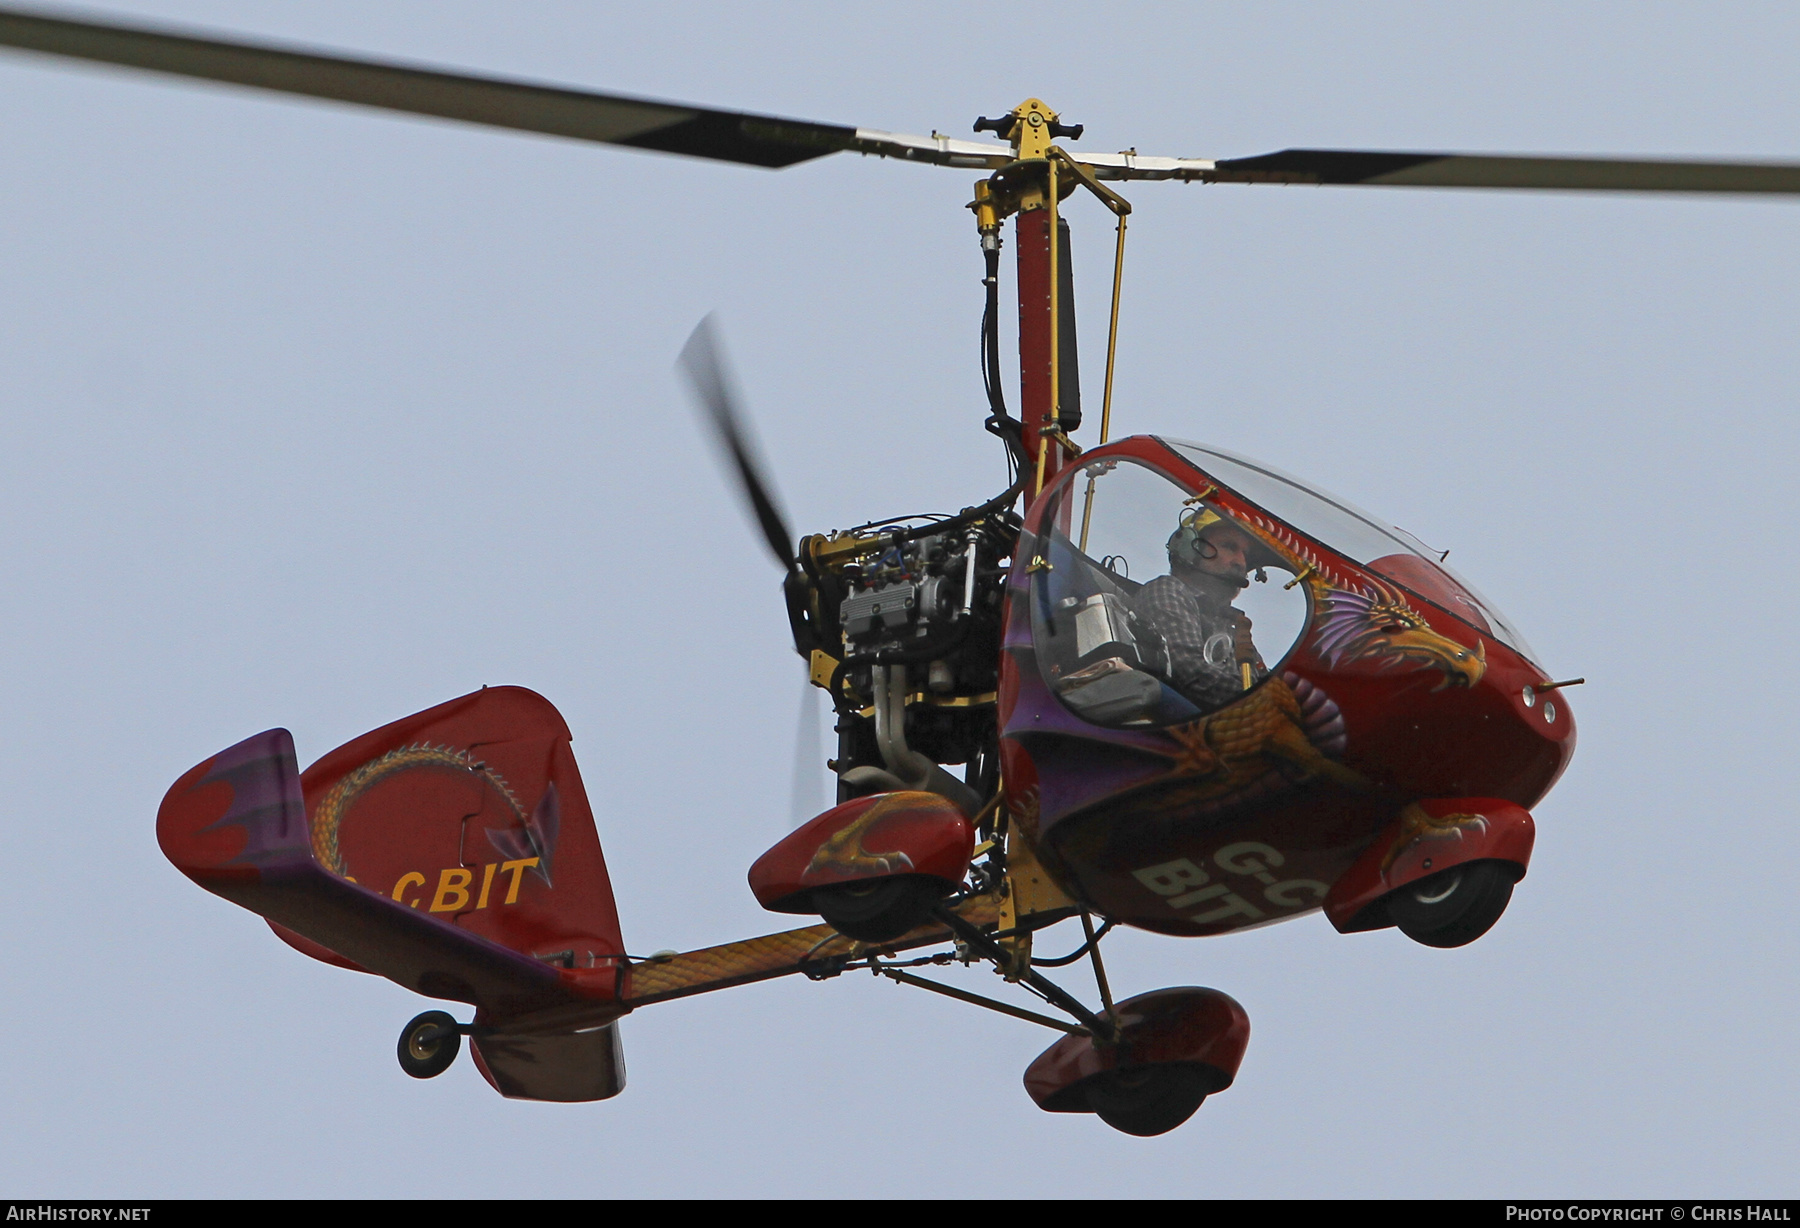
[158,687,627,1026]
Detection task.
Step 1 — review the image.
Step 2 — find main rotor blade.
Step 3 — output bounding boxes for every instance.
[12,6,1796,197]
[0,5,853,168]
[678,318,797,572]
[1204,149,1800,194]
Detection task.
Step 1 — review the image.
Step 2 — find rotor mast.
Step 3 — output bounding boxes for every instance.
[974,100,1131,504]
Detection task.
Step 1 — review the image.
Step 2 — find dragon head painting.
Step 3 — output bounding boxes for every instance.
[1314,577,1487,689]
[1231,511,1488,690]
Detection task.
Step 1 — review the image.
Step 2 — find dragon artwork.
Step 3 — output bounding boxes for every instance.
[801,793,918,882]
[310,744,560,888]
[1380,801,1490,872]
[1129,508,1489,816]
[1037,501,1502,888]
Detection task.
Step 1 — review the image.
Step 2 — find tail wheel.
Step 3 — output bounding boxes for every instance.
[814,875,943,943]
[1389,860,1516,949]
[1085,1063,1214,1137]
[397,1010,462,1079]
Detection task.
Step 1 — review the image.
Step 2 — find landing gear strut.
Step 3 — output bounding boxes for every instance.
[397,1010,462,1079]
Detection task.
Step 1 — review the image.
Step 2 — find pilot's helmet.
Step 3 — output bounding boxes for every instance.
[1167,505,1228,568]
[1168,505,1278,574]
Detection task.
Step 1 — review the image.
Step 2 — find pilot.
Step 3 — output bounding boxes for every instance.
[1134,506,1266,710]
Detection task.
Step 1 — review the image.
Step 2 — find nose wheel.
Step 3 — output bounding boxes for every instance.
[397,1010,463,1079]
[1388,859,1516,948]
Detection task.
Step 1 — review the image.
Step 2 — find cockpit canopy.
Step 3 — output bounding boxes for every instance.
[1165,441,1537,663]
[1028,440,1533,730]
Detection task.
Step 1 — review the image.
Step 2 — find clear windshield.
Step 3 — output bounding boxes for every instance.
[1164,440,1541,665]
[1031,457,1311,728]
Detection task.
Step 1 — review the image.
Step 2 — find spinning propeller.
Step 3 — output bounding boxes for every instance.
[677,316,797,575]
[677,318,822,830]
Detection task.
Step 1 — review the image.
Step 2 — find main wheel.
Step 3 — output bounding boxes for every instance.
[1085,1064,1213,1137]
[397,1010,461,1079]
[1388,860,1515,949]
[814,875,943,943]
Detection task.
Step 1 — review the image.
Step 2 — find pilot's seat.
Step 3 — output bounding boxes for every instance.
[1040,551,1202,728]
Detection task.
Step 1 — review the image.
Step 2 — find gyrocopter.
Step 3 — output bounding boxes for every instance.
[11,5,1799,1136]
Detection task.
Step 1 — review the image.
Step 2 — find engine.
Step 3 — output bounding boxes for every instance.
[786,508,1019,812]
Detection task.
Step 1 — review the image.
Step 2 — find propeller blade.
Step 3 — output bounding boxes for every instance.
[1205,149,1800,194]
[0,5,853,168]
[677,317,797,572]
[788,680,826,830]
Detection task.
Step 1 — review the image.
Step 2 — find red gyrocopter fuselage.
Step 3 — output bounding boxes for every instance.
[995,433,1570,941]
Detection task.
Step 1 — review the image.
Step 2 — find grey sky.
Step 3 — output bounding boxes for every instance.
[1,0,1794,1197]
